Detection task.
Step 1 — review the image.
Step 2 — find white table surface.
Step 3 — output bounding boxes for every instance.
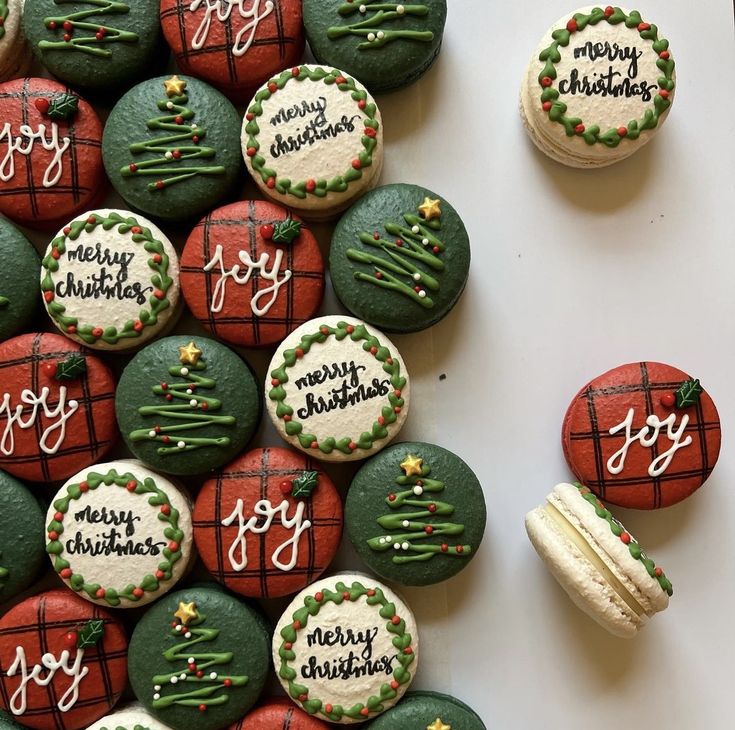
[7,1,735,727]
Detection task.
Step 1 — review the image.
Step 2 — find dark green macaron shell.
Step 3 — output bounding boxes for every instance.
[23,0,162,89]
[329,183,470,333]
[0,217,39,342]
[116,335,260,476]
[368,691,486,730]
[102,75,242,222]
[345,441,486,586]
[303,0,447,93]
[0,709,27,729]
[128,586,271,730]
[0,469,46,603]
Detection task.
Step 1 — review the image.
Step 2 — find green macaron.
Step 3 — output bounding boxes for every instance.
[103,74,242,222]
[116,335,260,476]
[303,0,448,93]
[0,709,26,729]
[23,0,162,89]
[345,441,486,586]
[368,691,486,730]
[0,217,39,342]
[329,183,470,333]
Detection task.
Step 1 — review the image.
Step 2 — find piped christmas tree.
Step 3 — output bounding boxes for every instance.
[122,75,226,193]
[38,0,138,58]
[346,196,445,308]
[129,341,236,456]
[367,454,472,563]
[328,1,434,49]
[151,601,248,711]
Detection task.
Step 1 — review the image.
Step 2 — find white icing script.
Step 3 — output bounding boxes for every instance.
[203,243,292,317]
[0,387,79,456]
[189,0,275,56]
[606,408,693,477]
[0,123,71,188]
[6,646,88,715]
[222,498,311,572]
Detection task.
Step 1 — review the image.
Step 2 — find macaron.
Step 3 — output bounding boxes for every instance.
[266,315,410,462]
[23,0,162,89]
[103,75,242,222]
[0,216,40,342]
[230,698,329,729]
[0,333,118,482]
[520,6,676,167]
[0,589,128,729]
[273,573,419,723]
[160,0,304,102]
[562,361,721,509]
[345,441,486,586]
[0,78,105,228]
[41,209,181,351]
[116,336,260,476]
[193,446,343,599]
[128,586,271,730]
[180,200,325,348]
[0,469,46,602]
[303,0,448,93]
[46,460,194,608]
[242,64,383,221]
[87,704,174,730]
[0,0,33,82]
[526,482,672,638]
[368,691,486,730]
[0,710,25,729]
[329,183,470,332]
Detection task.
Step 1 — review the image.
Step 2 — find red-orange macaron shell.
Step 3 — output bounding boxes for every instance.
[193,446,343,598]
[230,697,329,729]
[562,361,721,509]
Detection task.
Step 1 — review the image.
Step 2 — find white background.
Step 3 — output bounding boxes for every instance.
[8,1,735,728]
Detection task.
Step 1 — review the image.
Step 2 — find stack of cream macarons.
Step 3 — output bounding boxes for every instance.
[0,0,32,82]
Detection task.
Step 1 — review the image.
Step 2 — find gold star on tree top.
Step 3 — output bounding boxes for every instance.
[174,601,198,626]
[400,454,424,477]
[178,341,203,366]
[427,720,451,730]
[164,75,187,98]
[418,197,442,221]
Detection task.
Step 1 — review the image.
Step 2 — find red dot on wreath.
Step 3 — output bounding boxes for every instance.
[133,320,143,332]
[325,704,334,714]
[299,694,308,702]
[391,615,401,625]
[160,504,171,515]
[541,76,553,87]
[370,346,378,355]
[126,480,137,492]
[360,708,370,717]
[60,568,72,579]
[291,66,300,76]
[246,147,257,157]
[315,591,324,602]
[390,680,399,690]
[34,98,50,114]
[79,481,89,492]
[153,253,162,263]
[295,347,304,358]
[335,75,346,84]
[284,642,292,650]
[283,414,291,422]
[133,587,144,598]
[320,326,330,334]
[306,178,316,192]
[367,588,376,596]
[43,290,54,302]
[293,620,302,630]
[604,5,614,16]
[620,532,631,544]
[575,124,585,134]
[566,18,578,32]
[92,327,103,337]
[156,570,165,579]
[87,215,96,224]
[358,99,367,109]
[168,541,179,552]
[659,50,670,60]
[342,591,351,600]
[67,325,77,334]
[349,441,357,450]
[310,441,318,449]
[54,511,64,522]
[638,22,651,31]
[268,82,278,93]
[394,406,402,414]
[659,89,670,99]
[655,567,663,577]
[48,531,59,541]
[96,588,105,598]
[352,158,362,169]
[63,226,71,235]
[271,378,280,386]
[378,416,386,425]
[617,126,628,137]
[346,325,355,333]
[246,112,254,121]
[394,389,402,397]
[364,126,377,138]
[267,177,276,189]
[542,101,552,112]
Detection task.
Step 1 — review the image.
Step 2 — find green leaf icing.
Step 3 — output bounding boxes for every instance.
[328,1,434,50]
[46,93,79,121]
[129,354,236,455]
[40,211,174,346]
[271,215,302,245]
[291,471,319,499]
[39,0,139,58]
[0,1,8,42]
[55,354,86,381]
[76,619,104,648]
[675,379,703,409]
[151,606,248,710]
[46,468,185,607]
[0,552,8,592]
[367,457,471,563]
[0,295,8,308]
[277,580,414,721]
[575,484,673,596]
[537,7,675,146]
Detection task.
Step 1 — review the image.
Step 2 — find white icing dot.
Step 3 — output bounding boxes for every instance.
[402,541,410,550]
[166,101,174,109]
[153,693,161,700]
[148,430,156,438]
[187,657,195,664]
[165,151,173,160]
[359,4,366,11]
[175,625,183,632]
[394,543,401,551]
[418,290,427,299]
[177,441,186,449]
[186,389,193,395]
[377,31,385,39]
[385,536,392,542]
[413,273,421,281]
[379,537,386,544]
[191,124,198,130]
[411,225,420,234]
[402,520,410,528]
[171,676,178,684]
[367,32,376,41]
[397,4,406,13]
[154,685,161,691]
[413,485,423,496]
[180,367,189,376]
[209,672,217,680]
[184,632,192,639]
[422,238,430,246]
[189,399,198,407]
[68,400,78,408]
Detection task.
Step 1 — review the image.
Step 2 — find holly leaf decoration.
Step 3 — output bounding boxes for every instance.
[47,93,79,122]
[675,379,703,409]
[291,470,319,499]
[272,216,302,245]
[77,619,104,649]
[55,354,87,381]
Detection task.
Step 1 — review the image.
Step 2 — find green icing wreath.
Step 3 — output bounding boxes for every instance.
[0,1,8,42]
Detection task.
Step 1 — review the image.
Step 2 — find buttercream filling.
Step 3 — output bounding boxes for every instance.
[544,502,647,620]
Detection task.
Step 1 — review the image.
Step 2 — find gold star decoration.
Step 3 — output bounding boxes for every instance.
[400,454,424,477]
[174,601,198,626]
[178,341,203,366]
[164,75,187,98]
[427,720,451,730]
[418,197,442,221]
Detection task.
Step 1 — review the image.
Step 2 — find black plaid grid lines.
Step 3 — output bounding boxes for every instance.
[0,595,127,730]
[193,447,342,598]
[160,0,299,88]
[0,79,101,219]
[565,362,721,509]
[0,334,116,482]
[180,200,323,347]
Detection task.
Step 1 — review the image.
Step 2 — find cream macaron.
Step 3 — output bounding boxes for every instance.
[525,482,672,638]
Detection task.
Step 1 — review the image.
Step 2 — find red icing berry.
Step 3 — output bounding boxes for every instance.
[155,569,165,579]
[198,705,207,713]
[260,223,274,240]
[223,678,232,687]
[441,544,448,552]
[133,320,144,332]
[348,441,357,450]
[63,21,72,30]
[325,704,334,714]
[126,480,137,492]
[620,532,631,544]
[390,680,399,690]
[50,248,60,261]
[428,503,437,513]
[48,531,59,541]
[34,98,50,115]
[293,620,302,630]
[346,325,355,334]
[424,525,433,534]
[659,89,670,99]
[386,357,393,365]
[153,289,165,300]
[306,178,316,192]
[315,591,324,602]
[60,568,72,579]
[54,512,64,522]
[396,239,404,247]
[388,494,396,502]
[575,124,585,134]
[394,406,402,414]
[67,325,77,334]
[63,226,71,235]
[155,180,165,190]
[291,67,300,77]
[394,389,402,398]
[172,149,182,160]
[358,99,367,109]
[542,101,552,112]
[335,75,346,85]
[456,545,465,554]
[95,31,104,40]
[160,504,171,516]
[196,670,204,678]
[268,82,278,93]
[42,362,57,378]
[320,326,330,335]
[96,588,106,598]
[153,253,162,263]
[188,663,197,671]
[352,158,362,170]
[367,589,376,596]
[168,541,179,552]
[659,50,670,60]
[391,615,401,626]
[192,135,200,144]
[403,647,413,655]
[63,33,72,42]
[128,163,138,173]
[310,441,318,449]
[604,6,614,16]
[246,147,257,157]
[369,346,378,355]
[298,693,308,702]
[48,20,57,29]
[279,479,293,495]
[62,631,78,649]
[655,567,663,577]
[541,76,553,88]
[284,642,293,650]
[660,393,676,408]
[360,708,370,717]
[638,22,651,31]
[266,177,276,189]
[342,591,350,600]
[282,414,292,422]
[87,215,96,224]
[364,126,377,138]
[433,245,441,254]
[617,126,628,136]
[295,348,304,358]
[246,112,254,121]
[566,18,578,32]
[133,587,144,598]
[43,291,55,302]
[271,378,280,386]
[378,416,385,425]
[79,481,89,492]
[175,116,184,125]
